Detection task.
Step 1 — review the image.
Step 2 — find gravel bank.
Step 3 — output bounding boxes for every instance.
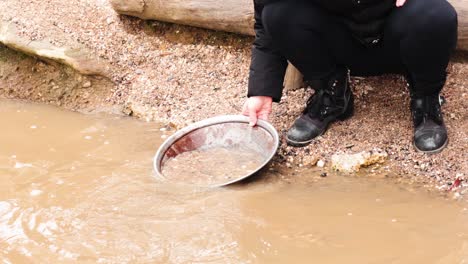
[0,0,466,196]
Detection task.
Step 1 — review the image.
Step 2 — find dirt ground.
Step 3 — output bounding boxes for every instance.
[0,0,466,195]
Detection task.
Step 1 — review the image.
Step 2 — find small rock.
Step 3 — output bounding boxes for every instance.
[30,189,43,196]
[320,172,327,177]
[302,155,319,167]
[317,160,325,168]
[82,81,92,88]
[14,162,33,169]
[135,69,144,75]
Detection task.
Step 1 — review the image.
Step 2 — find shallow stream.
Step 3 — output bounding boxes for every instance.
[0,100,467,263]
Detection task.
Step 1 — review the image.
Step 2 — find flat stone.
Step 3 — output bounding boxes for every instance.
[0,20,110,77]
[331,150,388,173]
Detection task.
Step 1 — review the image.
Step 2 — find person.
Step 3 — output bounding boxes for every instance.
[242,0,458,153]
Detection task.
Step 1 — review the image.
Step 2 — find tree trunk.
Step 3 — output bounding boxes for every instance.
[451,0,468,49]
[110,0,254,36]
[283,63,304,91]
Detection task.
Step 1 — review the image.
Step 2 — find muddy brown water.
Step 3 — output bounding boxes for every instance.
[0,99,467,263]
[162,147,265,186]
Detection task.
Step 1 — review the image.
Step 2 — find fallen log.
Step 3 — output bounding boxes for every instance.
[110,0,254,36]
[111,0,468,90]
[283,63,304,91]
[452,0,468,49]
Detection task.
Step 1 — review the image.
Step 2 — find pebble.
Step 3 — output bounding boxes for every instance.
[317,160,325,168]
[14,162,33,169]
[135,69,144,75]
[82,81,92,88]
[320,172,327,177]
[30,189,43,196]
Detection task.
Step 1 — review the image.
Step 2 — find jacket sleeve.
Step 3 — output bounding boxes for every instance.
[247,1,288,103]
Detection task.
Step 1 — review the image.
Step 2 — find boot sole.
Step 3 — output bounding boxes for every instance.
[286,132,324,147]
[413,138,448,154]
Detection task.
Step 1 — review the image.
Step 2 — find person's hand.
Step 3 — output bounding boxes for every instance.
[396,0,406,7]
[242,96,273,126]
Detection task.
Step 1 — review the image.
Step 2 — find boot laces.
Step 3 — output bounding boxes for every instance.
[304,80,346,121]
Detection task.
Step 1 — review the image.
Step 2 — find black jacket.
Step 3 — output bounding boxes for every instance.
[248,0,395,102]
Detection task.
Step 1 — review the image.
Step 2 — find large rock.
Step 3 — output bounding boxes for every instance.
[331,150,388,173]
[0,20,110,77]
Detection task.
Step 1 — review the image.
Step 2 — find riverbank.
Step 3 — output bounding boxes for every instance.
[0,0,466,196]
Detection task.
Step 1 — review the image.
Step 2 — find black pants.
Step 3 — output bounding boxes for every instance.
[261,0,458,96]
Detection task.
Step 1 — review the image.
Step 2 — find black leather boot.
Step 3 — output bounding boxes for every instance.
[411,94,448,153]
[286,67,354,147]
